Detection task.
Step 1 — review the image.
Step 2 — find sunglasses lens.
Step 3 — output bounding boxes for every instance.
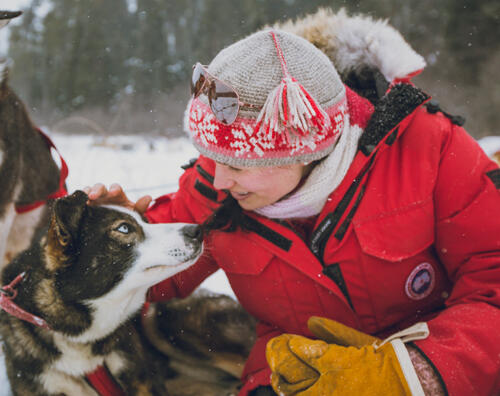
[191,64,206,97]
[191,63,241,125]
[209,80,239,125]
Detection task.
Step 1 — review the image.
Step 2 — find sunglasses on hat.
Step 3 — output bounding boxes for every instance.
[190,63,258,125]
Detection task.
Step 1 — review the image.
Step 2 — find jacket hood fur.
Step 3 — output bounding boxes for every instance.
[276,8,426,84]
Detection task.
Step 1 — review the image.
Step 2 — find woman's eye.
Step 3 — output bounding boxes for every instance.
[116,224,130,234]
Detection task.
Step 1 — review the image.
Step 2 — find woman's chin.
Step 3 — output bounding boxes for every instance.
[237,197,263,211]
[237,200,255,211]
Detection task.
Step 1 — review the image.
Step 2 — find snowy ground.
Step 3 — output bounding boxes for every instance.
[1,131,499,394]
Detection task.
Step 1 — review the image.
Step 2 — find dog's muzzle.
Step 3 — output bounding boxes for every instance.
[180,224,203,259]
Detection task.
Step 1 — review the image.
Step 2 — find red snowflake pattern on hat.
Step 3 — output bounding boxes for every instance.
[188,97,346,165]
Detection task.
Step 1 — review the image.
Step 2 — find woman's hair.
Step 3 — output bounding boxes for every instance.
[201,196,251,235]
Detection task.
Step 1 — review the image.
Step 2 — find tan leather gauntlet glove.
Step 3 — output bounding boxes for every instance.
[266,317,429,396]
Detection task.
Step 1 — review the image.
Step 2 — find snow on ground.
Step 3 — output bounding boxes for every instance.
[1,131,499,394]
[477,136,500,158]
[0,364,8,396]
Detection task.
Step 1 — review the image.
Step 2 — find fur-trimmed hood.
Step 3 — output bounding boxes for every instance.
[276,8,426,101]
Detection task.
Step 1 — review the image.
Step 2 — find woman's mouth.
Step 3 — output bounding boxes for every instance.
[231,191,251,201]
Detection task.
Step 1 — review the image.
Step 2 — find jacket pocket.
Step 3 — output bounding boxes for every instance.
[353,199,435,262]
[212,232,274,275]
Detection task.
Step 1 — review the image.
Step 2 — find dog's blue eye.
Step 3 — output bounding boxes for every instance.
[116,224,130,234]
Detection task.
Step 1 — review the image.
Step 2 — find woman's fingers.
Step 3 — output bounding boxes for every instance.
[83,183,130,207]
[107,183,129,205]
[82,184,152,214]
[84,183,107,201]
[135,195,153,215]
[108,183,124,197]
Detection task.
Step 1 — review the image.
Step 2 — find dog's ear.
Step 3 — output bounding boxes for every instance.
[46,191,88,269]
[52,190,88,246]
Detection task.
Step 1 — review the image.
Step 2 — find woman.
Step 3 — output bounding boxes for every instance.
[86,10,500,396]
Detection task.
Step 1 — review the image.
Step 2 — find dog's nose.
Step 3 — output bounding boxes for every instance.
[181,225,202,243]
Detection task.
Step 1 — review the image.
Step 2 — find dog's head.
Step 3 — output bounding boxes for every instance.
[45,190,202,320]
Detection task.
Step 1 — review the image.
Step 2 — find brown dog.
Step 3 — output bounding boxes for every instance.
[0,10,65,268]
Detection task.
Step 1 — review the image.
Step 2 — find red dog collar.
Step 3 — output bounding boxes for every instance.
[86,364,126,396]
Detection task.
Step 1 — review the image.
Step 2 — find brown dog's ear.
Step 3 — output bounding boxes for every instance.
[46,191,88,270]
[52,190,88,247]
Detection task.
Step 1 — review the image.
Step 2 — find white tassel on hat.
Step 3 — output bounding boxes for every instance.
[255,31,332,144]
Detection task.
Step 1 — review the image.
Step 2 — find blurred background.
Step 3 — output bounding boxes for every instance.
[1,0,499,138]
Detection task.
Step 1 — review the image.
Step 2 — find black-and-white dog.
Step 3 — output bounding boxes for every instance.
[0,191,203,395]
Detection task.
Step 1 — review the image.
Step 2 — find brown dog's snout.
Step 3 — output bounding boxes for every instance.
[181,225,203,244]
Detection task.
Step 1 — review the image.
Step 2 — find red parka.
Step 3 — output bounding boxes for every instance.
[145,84,500,396]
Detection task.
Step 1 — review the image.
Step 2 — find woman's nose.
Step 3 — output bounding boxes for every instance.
[213,163,235,190]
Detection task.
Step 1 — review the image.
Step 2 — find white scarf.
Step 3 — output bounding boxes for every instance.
[254,116,363,219]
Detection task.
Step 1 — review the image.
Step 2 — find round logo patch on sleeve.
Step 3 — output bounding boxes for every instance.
[405,263,435,300]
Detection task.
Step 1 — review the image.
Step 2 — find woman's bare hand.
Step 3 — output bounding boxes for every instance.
[83,183,152,215]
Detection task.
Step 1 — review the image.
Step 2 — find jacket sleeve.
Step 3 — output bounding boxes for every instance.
[144,156,225,302]
[238,322,281,396]
[414,118,500,396]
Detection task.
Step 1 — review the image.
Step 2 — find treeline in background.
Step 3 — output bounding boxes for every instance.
[6,0,500,137]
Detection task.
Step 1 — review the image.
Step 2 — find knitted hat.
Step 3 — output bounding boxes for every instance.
[185,29,347,167]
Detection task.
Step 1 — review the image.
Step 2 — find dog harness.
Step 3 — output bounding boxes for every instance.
[14,128,68,214]
[0,272,126,396]
[0,272,50,328]
[85,365,126,396]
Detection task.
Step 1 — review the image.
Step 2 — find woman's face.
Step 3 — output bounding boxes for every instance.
[213,162,307,211]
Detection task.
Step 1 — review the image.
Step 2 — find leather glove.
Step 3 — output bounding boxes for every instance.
[266,317,429,396]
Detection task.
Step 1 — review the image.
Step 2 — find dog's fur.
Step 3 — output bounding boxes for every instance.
[0,190,204,395]
[143,291,256,396]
